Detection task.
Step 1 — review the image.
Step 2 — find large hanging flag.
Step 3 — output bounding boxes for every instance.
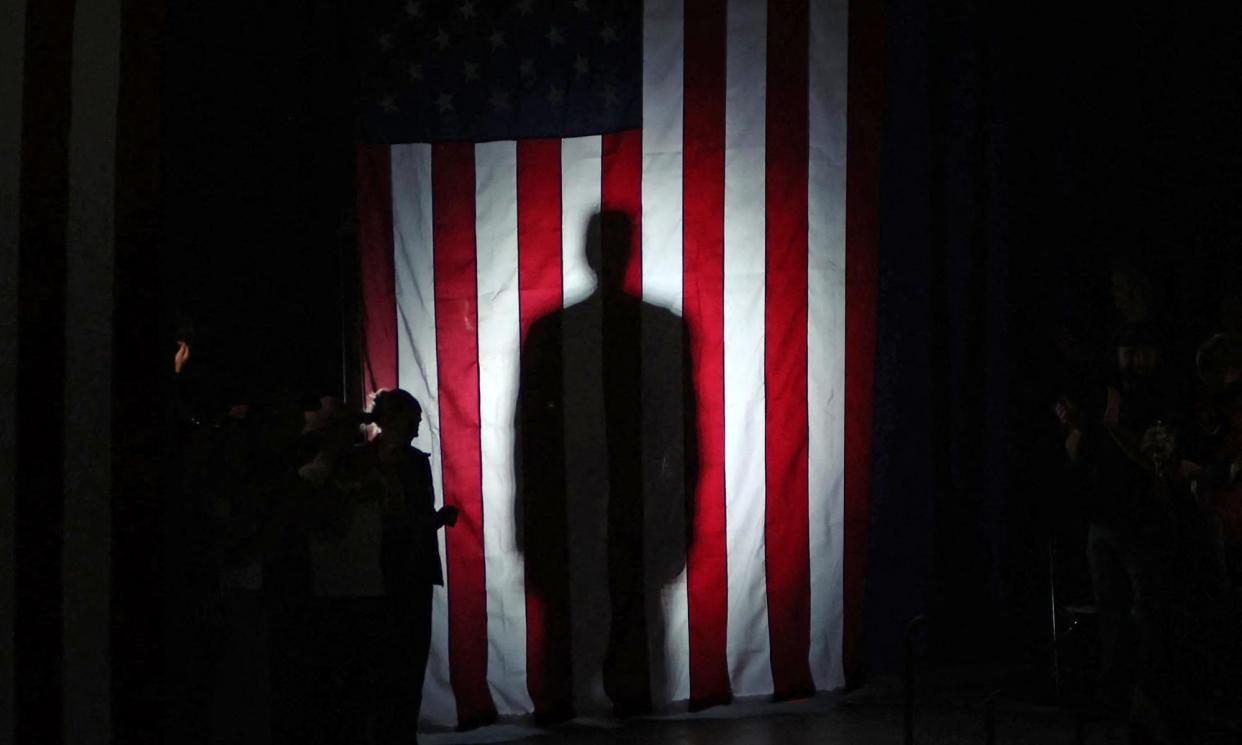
[355,0,878,728]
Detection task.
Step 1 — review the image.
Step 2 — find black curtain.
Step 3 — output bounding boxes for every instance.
[163,0,360,405]
[865,0,1242,673]
[144,0,1242,706]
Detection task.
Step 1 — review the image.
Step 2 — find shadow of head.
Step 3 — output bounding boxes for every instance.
[584,209,636,295]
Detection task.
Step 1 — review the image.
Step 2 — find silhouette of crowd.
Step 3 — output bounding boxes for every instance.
[1050,258,1242,741]
[161,240,1242,745]
[168,341,456,745]
[162,209,697,742]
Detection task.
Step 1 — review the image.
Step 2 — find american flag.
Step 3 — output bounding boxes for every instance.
[355,0,878,727]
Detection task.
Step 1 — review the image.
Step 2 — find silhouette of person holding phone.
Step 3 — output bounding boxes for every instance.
[302,390,456,744]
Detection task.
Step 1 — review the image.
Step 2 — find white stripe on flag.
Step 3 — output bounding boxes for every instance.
[641,0,690,706]
[473,140,534,715]
[391,143,458,726]
[559,135,611,714]
[641,0,685,318]
[723,0,773,697]
[562,137,602,309]
[807,0,849,691]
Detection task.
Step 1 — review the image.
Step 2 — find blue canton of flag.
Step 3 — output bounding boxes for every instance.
[361,0,640,142]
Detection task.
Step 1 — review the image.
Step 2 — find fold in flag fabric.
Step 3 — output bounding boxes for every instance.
[355,0,875,728]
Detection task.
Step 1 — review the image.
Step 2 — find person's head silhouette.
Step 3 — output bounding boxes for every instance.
[585,209,636,296]
[371,388,422,444]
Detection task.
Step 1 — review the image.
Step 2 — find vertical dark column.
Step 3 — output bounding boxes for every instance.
[844,0,884,683]
[0,1,28,742]
[600,130,650,709]
[16,1,75,742]
[112,0,165,740]
[62,0,121,739]
[863,0,936,676]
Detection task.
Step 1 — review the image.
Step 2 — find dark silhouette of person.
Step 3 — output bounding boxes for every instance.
[300,390,457,745]
[166,321,275,745]
[364,390,457,744]
[516,209,698,718]
[207,397,308,745]
[1057,323,1186,722]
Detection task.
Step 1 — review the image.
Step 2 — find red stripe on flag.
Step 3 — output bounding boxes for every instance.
[432,142,498,728]
[356,144,397,398]
[600,127,651,708]
[682,0,732,708]
[844,0,883,686]
[518,140,565,343]
[516,138,573,721]
[602,129,643,296]
[764,0,814,699]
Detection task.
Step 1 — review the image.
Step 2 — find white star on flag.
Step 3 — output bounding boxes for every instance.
[463,61,479,82]
[599,84,618,110]
[488,29,506,50]
[546,25,565,47]
[403,0,421,18]
[435,92,454,113]
[574,55,589,77]
[489,89,512,111]
[434,28,450,50]
[458,0,477,20]
[546,84,564,106]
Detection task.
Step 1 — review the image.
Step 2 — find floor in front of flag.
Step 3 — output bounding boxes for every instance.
[423,666,1137,745]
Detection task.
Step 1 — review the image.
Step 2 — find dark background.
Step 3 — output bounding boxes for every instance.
[865,1,1242,671]
[161,1,359,405]
[118,0,1242,735]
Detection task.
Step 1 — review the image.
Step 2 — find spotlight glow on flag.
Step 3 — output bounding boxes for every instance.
[355,0,876,727]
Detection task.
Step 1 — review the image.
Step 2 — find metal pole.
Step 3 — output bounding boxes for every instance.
[338,213,348,404]
[904,615,929,745]
[1049,540,1061,699]
[983,689,1000,745]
